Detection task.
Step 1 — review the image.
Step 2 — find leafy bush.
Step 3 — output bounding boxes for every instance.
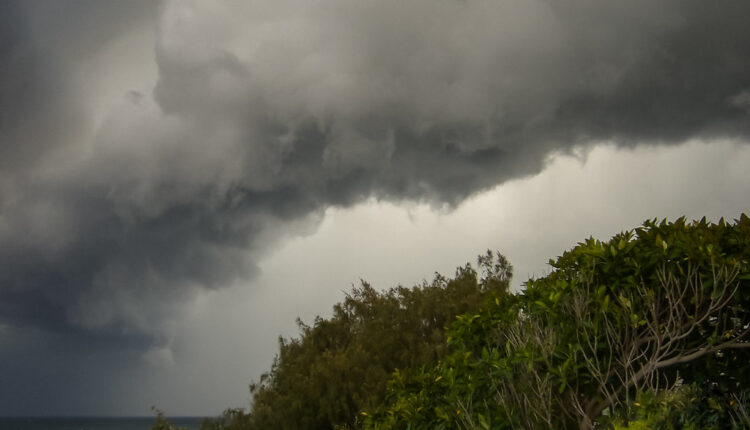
[365,215,750,429]
[197,251,512,430]
[612,383,750,430]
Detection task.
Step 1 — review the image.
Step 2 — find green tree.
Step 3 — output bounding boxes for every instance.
[199,251,512,430]
[365,215,750,429]
[156,215,750,430]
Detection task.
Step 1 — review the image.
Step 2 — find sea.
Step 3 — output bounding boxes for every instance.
[0,417,205,430]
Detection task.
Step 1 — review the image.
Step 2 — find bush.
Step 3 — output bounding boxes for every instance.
[365,215,750,429]
[242,251,512,429]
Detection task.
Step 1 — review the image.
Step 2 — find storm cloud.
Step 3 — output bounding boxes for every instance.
[1,0,750,363]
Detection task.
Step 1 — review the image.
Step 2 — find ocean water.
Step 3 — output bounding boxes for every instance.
[0,417,204,430]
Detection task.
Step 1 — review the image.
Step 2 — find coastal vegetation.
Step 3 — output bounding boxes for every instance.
[154,215,750,429]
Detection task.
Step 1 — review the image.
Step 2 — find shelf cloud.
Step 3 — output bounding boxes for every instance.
[1,0,749,356]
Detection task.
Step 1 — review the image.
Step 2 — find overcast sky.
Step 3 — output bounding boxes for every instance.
[1,0,749,417]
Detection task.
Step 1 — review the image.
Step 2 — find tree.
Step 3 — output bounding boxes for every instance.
[199,251,512,430]
[155,215,750,430]
[365,215,750,429]
[532,216,750,427]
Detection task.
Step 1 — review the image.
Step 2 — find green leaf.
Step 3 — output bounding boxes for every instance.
[619,295,631,308]
[434,407,449,421]
[478,413,490,430]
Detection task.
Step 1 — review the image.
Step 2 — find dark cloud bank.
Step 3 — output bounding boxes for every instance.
[1,0,750,413]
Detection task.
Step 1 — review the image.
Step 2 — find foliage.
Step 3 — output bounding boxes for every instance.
[154,215,750,430]
[611,383,750,430]
[195,251,512,430]
[364,215,750,429]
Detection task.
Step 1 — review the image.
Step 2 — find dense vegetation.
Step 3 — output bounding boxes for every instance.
[364,216,750,429]
[154,215,750,429]
[245,251,512,429]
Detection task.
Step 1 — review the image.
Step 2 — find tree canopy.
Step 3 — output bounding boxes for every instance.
[154,215,750,430]
[365,215,750,429]
[197,251,512,430]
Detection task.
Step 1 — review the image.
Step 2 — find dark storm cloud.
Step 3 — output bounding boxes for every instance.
[1,0,750,345]
[0,1,79,176]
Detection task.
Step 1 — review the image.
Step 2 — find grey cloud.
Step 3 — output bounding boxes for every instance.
[0,2,80,177]
[1,0,750,358]
[150,0,750,200]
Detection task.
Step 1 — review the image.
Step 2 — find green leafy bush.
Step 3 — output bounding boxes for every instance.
[365,215,750,429]
[612,383,750,430]
[195,251,512,430]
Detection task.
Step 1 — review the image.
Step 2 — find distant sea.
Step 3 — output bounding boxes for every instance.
[0,417,204,430]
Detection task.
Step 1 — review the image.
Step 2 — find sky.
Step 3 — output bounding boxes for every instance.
[1,0,749,417]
